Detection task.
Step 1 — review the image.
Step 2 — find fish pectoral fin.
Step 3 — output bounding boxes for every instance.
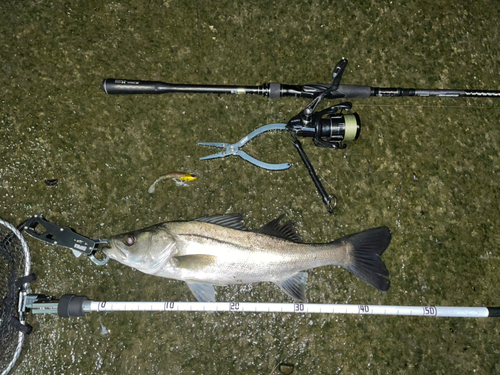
[185,281,216,302]
[274,272,308,302]
[173,254,217,271]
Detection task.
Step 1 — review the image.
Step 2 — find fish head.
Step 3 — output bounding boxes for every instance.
[104,224,177,273]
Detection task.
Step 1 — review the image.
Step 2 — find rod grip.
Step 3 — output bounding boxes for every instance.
[102,79,168,94]
[336,85,372,99]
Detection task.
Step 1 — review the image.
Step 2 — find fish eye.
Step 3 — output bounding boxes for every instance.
[124,235,135,246]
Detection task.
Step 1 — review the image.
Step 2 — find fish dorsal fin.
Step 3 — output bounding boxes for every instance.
[254,214,303,243]
[195,214,247,231]
[274,272,308,302]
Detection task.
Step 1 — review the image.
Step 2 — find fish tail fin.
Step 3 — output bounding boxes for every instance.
[339,226,391,291]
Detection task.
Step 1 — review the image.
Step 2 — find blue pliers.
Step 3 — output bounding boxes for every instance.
[198,123,292,170]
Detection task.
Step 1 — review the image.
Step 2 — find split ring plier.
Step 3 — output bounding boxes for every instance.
[198,123,292,170]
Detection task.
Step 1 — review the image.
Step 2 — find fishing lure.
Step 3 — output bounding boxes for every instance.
[148,172,197,193]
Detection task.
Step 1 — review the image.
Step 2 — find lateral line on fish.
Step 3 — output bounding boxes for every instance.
[176,232,290,250]
[176,233,239,245]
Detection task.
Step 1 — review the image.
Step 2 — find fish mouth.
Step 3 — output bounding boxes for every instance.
[104,239,130,261]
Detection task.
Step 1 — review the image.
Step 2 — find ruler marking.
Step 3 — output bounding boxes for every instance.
[87,302,493,318]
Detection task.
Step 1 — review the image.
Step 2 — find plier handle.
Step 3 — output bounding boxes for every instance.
[198,123,292,170]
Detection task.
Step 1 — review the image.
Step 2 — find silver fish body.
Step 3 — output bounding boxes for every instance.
[104,214,391,302]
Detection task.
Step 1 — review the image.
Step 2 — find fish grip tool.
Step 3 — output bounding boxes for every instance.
[21,215,110,266]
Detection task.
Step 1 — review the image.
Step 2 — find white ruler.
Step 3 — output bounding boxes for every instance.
[84,301,497,318]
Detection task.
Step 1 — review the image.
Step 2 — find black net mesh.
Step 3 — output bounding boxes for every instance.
[0,219,30,375]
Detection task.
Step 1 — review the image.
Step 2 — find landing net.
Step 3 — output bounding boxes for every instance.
[0,218,32,375]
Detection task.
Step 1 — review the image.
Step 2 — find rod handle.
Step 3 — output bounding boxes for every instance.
[337,85,372,99]
[102,79,169,94]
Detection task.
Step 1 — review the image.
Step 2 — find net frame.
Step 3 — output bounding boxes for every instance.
[0,218,31,375]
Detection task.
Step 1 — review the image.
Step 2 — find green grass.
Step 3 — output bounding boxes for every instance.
[1,0,500,373]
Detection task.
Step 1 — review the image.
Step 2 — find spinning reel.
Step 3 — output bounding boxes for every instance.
[284,58,361,212]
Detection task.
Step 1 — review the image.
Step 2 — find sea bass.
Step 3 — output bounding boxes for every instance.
[104,214,391,302]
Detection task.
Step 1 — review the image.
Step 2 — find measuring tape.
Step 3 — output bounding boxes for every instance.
[27,295,500,318]
[84,301,500,318]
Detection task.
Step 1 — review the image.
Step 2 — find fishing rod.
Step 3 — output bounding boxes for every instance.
[102,66,500,99]
[26,295,500,319]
